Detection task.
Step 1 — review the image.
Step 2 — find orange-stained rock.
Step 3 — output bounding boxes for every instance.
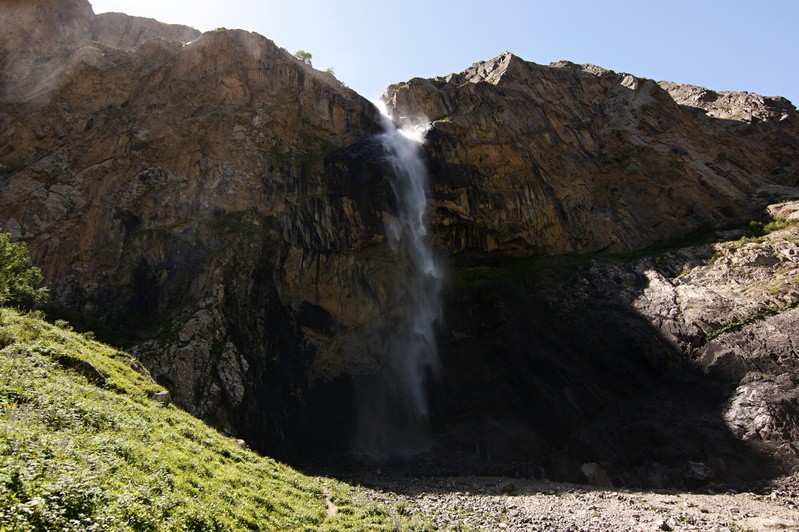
[384,52,799,256]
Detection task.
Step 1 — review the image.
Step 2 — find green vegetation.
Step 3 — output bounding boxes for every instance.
[746,217,797,238]
[0,309,400,530]
[294,50,313,67]
[720,215,798,250]
[0,234,48,308]
[454,210,798,293]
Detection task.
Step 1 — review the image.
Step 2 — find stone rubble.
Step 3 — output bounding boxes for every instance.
[351,475,799,531]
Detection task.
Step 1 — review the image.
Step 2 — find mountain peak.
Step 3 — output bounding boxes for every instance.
[461,51,530,85]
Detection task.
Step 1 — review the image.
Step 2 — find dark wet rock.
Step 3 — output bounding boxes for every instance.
[432,217,799,487]
[683,462,713,490]
[500,482,516,494]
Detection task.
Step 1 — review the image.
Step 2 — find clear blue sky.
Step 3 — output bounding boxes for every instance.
[90,0,798,105]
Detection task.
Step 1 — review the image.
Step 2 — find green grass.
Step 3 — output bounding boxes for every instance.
[733,218,799,246]
[0,308,399,531]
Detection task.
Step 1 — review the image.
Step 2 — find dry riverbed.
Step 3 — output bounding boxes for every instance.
[348,475,799,531]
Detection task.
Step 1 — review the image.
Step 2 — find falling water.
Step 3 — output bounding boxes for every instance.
[376,101,442,421]
[352,101,442,456]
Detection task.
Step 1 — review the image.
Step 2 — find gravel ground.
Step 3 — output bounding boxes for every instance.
[349,475,799,531]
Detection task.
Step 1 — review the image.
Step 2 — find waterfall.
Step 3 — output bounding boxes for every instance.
[376,101,442,421]
[353,101,442,456]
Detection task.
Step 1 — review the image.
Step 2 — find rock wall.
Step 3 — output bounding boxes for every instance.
[0,0,199,103]
[0,0,403,454]
[378,53,799,485]
[91,12,201,49]
[436,210,799,486]
[384,52,799,256]
[2,2,799,487]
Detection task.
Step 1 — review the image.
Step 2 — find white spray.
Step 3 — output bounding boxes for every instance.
[376,100,442,423]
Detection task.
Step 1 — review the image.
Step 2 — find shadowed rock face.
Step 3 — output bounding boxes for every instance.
[3,2,799,488]
[433,214,799,486]
[0,0,399,453]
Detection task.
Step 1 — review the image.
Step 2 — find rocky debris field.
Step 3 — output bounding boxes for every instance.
[351,475,799,531]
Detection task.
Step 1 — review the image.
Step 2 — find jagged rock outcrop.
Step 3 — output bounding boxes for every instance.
[2,3,799,488]
[91,12,201,49]
[659,80,796,123]
[0,0,199,102]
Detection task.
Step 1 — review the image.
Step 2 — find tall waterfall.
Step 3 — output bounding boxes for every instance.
[354,101,442,455]
[377,101,442,421]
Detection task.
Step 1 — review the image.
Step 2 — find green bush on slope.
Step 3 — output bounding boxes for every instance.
[0,308,394,531]
[0,234,48,309]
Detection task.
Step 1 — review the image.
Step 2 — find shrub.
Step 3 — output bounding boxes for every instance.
[0,232,48,308]
[294,50,312,66]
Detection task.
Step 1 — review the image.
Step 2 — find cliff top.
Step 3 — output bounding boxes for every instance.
[424,51,796,124]
[0,0,359,104]
[92,11,201,49]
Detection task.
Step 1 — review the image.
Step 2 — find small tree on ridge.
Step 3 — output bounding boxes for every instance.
[294,50,312,67]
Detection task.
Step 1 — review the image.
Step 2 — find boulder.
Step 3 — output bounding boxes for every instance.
[151,390,171,406]
[581,463,613,487]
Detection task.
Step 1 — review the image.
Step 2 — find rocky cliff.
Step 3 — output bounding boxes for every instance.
[433,210,799,486]
[2,1,799,488]
[0,0,396,453]
[385,52,798,256]
[381,52,799,485]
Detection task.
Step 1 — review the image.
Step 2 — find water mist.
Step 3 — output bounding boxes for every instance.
[353,101,443,457]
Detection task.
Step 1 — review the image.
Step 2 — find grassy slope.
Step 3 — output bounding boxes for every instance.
[0,308,396,531]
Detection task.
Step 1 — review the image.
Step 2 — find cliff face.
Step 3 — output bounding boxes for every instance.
[436,211,799,485]
[385,52,799,256]
[3,2,799,487]
[0,0,200,102]
[379,53,799,484]
[0,0,401,451]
